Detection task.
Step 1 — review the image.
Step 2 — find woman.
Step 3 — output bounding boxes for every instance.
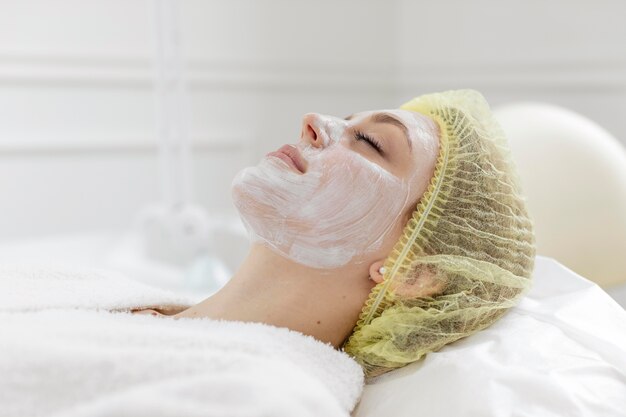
[134,89,536,379]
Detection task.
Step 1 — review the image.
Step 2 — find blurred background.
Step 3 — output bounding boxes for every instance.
[0,0,624,302]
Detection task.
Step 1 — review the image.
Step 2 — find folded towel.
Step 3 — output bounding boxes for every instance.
[0,263,364,417]
[0,262,196,313]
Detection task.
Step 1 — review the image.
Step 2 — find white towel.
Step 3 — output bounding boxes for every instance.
[0,263,196,313]
[0,263,364,417]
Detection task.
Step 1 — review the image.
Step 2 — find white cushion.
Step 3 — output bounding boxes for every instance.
[493,104,626,287]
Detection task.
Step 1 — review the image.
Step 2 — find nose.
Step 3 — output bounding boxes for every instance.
[300,113,325,148]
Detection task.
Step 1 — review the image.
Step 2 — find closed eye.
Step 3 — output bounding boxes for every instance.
[354,130,383,154]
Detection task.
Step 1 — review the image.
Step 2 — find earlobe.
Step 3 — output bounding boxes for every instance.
[368,260,386,284]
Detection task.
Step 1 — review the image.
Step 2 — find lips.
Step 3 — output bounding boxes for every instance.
[266,145,307,174]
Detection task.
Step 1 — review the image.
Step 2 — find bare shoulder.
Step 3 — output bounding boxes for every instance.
[131,308,164,316]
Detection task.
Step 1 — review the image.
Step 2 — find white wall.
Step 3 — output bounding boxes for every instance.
[0,0,624,241]
[392,0,626,137]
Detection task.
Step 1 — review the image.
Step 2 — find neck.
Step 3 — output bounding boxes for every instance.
[175,243,374,348]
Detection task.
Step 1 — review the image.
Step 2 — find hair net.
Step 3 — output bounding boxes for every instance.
[342,89,536,380]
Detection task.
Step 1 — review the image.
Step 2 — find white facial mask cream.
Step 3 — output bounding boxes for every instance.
[231,113,414,269]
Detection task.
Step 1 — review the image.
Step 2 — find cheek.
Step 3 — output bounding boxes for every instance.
[231,145,413,268]
[306,146,408,224]
[381,169,434,250]
[294,147,412,259]
[369,199,413,258]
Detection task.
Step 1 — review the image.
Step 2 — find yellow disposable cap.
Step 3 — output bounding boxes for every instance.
[343,89,536,380]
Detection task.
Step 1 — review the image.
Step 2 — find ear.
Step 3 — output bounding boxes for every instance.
[368,260,386,284]
[391,266,446,298]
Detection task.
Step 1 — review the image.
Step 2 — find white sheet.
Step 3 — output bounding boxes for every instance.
[353,256,626,417]
[0,263,364,417]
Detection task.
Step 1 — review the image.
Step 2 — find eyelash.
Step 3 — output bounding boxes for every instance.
[354,130,383,154]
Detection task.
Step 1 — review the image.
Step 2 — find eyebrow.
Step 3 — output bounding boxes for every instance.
[345,113,412,152]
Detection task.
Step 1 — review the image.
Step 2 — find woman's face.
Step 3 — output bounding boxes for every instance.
[231,109,440,269]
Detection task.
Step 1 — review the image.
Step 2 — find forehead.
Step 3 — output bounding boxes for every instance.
[349,108,416,121]
[347,109,438,143]
[348,109,429,134]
